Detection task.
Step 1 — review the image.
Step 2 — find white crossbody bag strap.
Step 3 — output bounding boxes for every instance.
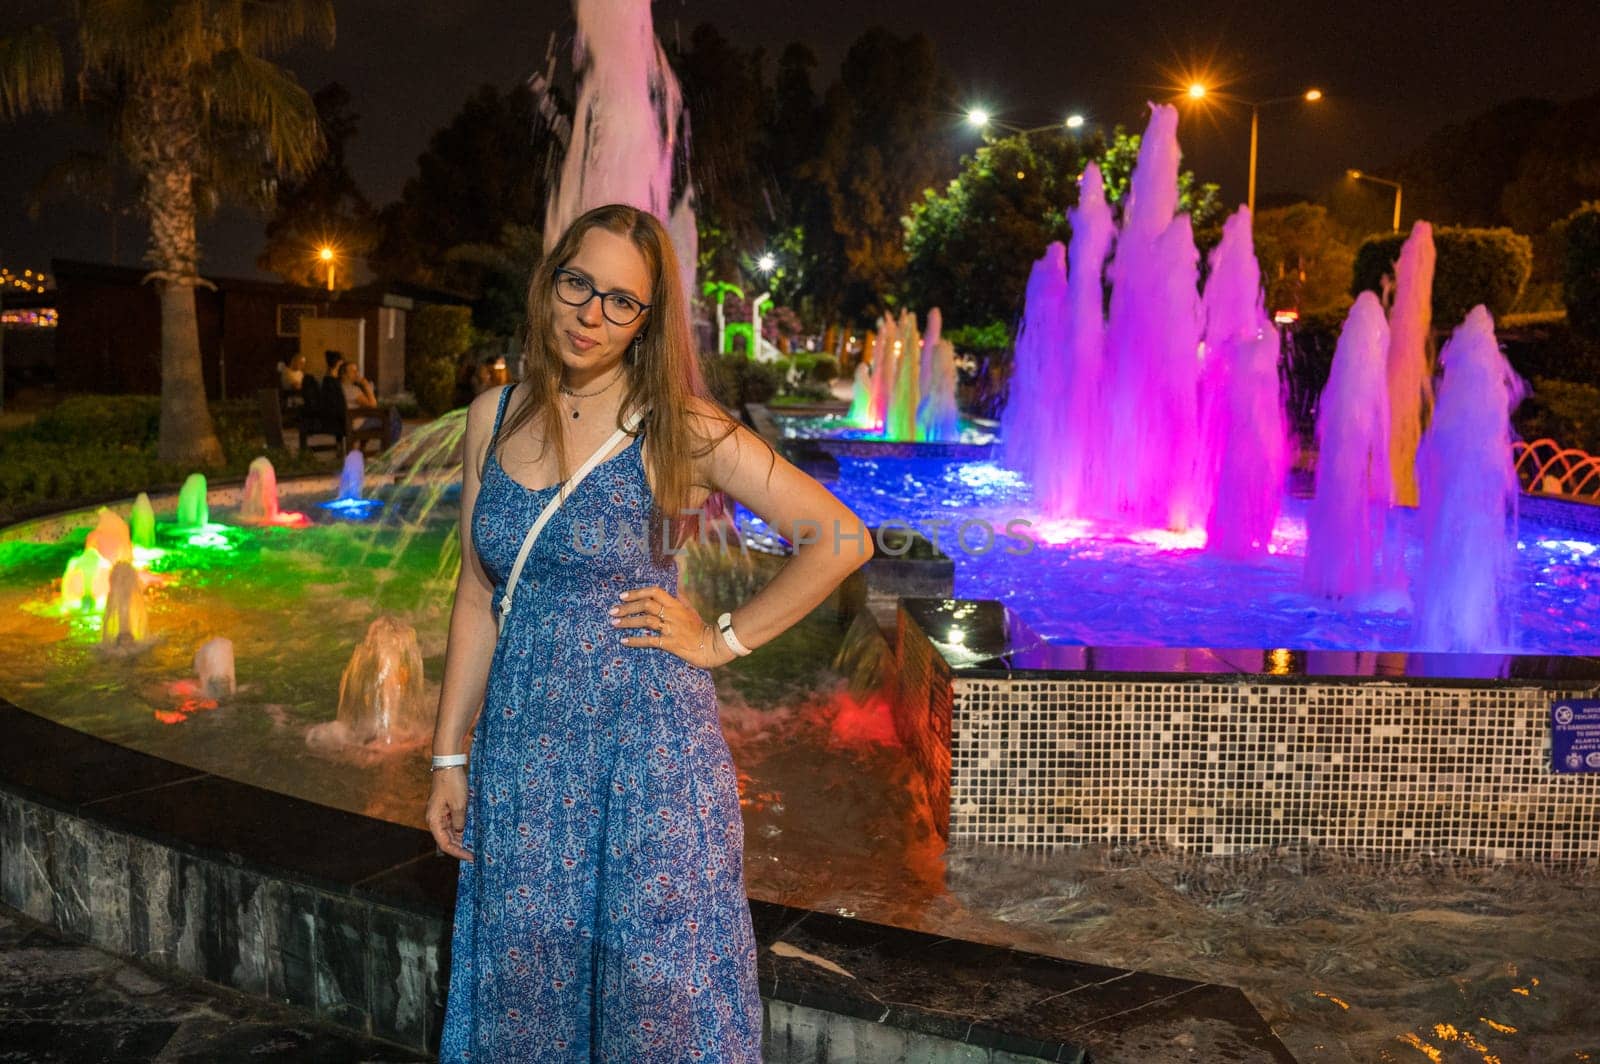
[496,405,649,635]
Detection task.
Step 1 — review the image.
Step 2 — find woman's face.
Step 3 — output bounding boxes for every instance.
[339,361,356,382]
[552,227,653,375]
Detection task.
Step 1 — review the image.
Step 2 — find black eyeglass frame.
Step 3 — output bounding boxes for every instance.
[552,266,653,327]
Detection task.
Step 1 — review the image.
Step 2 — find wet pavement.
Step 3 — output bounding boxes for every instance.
[0,903,428,1063]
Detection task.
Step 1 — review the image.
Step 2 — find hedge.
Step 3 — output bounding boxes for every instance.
[0,397,324,522]
[1563,202,1600,345]
[1351,226,1532,328]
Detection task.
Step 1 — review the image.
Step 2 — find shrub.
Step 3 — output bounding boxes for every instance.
[1498,314,1600,386]
[1562,202,1600,346]
[408,305,474,416]
[810,355,840,381]
[1351,226,1533,328]
[17,395,161,446]
[698,352,781,410]
[0,398,328,522]
[1515,378,1600,454]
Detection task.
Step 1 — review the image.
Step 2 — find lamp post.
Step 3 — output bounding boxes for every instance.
[1183,85,1323,215]
[1347,169,1403,232]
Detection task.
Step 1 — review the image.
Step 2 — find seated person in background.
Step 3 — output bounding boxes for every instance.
[277,353,307,395]
[338,359,381,429]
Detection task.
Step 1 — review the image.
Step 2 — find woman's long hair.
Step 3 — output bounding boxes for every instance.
[484,203,765,551]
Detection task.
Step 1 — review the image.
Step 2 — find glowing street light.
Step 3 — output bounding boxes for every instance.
[757,253,776,274]
[964,105,1090,140]
[1347,169,1403,232]
[1187,82,1208,100]
[318,245,337,292]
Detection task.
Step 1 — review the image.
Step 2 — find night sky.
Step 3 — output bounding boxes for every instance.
[4,0,1599,280]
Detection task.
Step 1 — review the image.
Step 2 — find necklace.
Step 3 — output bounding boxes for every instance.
[558,370,622,419]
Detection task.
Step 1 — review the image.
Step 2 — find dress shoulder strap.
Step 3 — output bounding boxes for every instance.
[491,383,514,436]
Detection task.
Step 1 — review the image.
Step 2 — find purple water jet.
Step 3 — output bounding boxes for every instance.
[1413,305,1527,651]
[1303,293,1394,599]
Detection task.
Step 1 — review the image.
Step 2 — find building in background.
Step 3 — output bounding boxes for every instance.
[48,260,470,400]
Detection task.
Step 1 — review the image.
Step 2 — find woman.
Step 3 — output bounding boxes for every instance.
[338,358,379,411]
[428,203,873,1061]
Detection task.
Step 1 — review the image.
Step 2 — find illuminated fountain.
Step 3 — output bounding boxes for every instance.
[194,636,236,698]
[1414,305,1527,651]
[318,449,385,519]
[1101,103,1205,530]
[1386,221,1436,507]
[238,456,309,527]
[308,615,431,751]
[130,493,155,550]
[542,0,696,305]
[176,473,209,528]
[100,561,148,648]
[1303,292,1394,601]
[1198,207,1288,558]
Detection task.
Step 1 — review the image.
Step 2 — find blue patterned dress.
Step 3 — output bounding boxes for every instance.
[439,386,762,1061]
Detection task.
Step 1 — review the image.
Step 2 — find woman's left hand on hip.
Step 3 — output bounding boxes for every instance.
[609,586,721,668]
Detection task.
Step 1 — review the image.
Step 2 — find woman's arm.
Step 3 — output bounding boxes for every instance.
[425,385,508,859]
[694,397,874,659]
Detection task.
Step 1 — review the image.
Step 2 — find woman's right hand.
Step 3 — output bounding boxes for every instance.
[427,769,474,861]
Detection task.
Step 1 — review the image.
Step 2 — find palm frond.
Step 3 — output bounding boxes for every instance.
[240,0,336,55]
[0,25,66,119]
[77,0,207,77]
[29,148,128,218]
[208,47,324,178]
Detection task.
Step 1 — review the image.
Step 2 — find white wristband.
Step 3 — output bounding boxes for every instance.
[431,753,468,771]
[717,612,752,657]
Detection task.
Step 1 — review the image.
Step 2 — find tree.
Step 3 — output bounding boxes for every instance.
[900,126,1222,331]
[903,129,1097,328]
[258,83,378,288]
[1,0,331,466]
[1252,204,1357,316]
[1501,90,1600,234]
[1385,98,1557,228]
[797,27,957,325]
[672,24,768,282]
[371,82,557,293]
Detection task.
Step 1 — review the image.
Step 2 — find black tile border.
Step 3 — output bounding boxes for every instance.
[0,696,1296,1061]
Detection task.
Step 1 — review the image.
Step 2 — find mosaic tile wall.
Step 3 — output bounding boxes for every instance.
[944,676,1600,862]
[892,609,953,841]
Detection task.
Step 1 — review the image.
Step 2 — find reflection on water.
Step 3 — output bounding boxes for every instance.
[0,495,1597,1061]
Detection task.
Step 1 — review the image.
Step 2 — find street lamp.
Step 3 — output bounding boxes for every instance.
[1245,89,1322,215]
[318,245,337,292]
[1183,86,1323,215]
[963,105,1091,139]
[757,253,776,274]
[1347,169,1403,232]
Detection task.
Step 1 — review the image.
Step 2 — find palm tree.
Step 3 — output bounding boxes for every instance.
[1,0,333,466]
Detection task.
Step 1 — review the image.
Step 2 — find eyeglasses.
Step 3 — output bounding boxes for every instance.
[553,267,652,327]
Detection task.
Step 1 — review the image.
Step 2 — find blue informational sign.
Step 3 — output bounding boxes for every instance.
[1551,699,1600,774]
